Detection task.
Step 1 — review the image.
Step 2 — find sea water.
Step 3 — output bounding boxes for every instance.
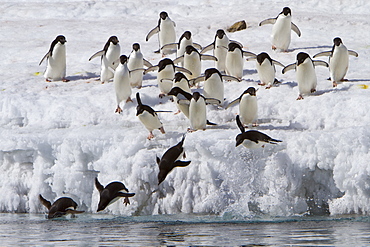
[1,213,370,246]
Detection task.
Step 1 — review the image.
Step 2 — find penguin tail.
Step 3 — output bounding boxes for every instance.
[206,120,217,126]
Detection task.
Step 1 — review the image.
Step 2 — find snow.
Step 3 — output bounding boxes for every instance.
[0,0,369,217]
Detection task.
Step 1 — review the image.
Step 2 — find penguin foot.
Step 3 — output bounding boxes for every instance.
[126,97,133,103]
[159,127,165,134]
[123,197,130,206]
[147,132,155,140]
[174,110,181,115]
[296,95,304,100]
[258,82,266,86]
[159,93,166,98]
[332,81,338,87]
[272,45,277,50]
[62,78,70,82]
[187,128,197,133]
[46,78,52,82]
[311,88,316,93]
[115,106,123,114]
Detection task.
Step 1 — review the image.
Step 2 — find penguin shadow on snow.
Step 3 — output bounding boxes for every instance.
[311,83,354,97]
[288,45,332,52]
[243,68,258,76]
[64,71,100,82]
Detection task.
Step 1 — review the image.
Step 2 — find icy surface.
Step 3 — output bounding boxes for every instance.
[0,0,369,216]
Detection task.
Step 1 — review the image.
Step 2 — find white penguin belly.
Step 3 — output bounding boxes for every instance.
[158,67,174,94]
[184,53,201,79]
[297,64,317,95]
[105,44,121,70]
[45,44,66,80]
[175,96,190,118]
[239,95,257,125]
[257,61,275,85]
[114,66,131,104]
[330,47,349,82]
[242,139,263,149]
[225,51,243,79]
[203,75,224,104]
[272,17,291,51]
[128,54,144,87]
[214,38,229,72]
[138,111,162,131]
[189,100,206,130]
[159,20,176,48]
[100,57,114,83]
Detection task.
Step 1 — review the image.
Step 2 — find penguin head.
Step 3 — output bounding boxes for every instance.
[109,36,119,45]
[281,7,291,16]
[174,72,187,82]
[160,11,168,20]
[235,134,244,147]
[185,45,197,55]
[216,29,226,39]
[132,43,140,51]
[119,55,128,65]
[55,35,66,44]
[204,68,221,80]
[157,168,168,185]
[297,52,310,66]
[244,87,256,96]
[193,92,202,102]
[333,37,343,46]
[228,42,242,52]
[97,190,110,212]
[168,87,182,96]
[256,52,271,65]
[181,31,192,41]
[158,58,174,72]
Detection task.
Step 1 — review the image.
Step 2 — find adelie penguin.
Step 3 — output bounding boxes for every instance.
[113,55,133,114]
[173,45,217,80]
[192,68,241,106]
[127,43,153,88]
[227,87,258,127]
[169,73,192,116]
[145,58,192,98]
[136,92,166,140]
[146,11,176,55]
[246,52,285,89]
[161,31,202,65]
[201,29,243,72]
[283,52,328,100]
[89,36,120,83]
[313,37,358,87]
[235,115,282,148]
[39,35,68,82]
[39,194,84,219]
[156,135,191,185]
[225,42,255,80]
[95,177,135,212]
[259,7,301,52]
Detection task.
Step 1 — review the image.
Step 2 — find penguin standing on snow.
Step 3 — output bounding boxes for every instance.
[201,29,242,72]
[259,7,301,52]
[136,92,166,139]
[235,115,281,149]
[192,68,241,106]
[39,194,84,219]
[127,43,153,88]
[283,52,328,100]
[156,135,191,185]
[145,58,192,98]
[168,86,193,118]
[113,55,132,114]
[169,73,192,116]
[246,52,285,89]
[39,35,68,82]
[95,177,135,212]
[227,87,258,127]
[161,31,202,65]
[173,45,217,80]
[313,37,358,87]
[146,11,176,55]
[225,43,256,80]
[89,36,120,83]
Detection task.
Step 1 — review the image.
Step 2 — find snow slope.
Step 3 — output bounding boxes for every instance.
[0,0,369,216]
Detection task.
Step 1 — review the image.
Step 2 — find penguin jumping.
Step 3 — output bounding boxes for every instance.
[313,37,358,87]
[156,135,191,185]
[95,177,135,212]
[39,35,68,82]
[39,194,84,219]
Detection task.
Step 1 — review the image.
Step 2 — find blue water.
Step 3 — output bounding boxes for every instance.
[1,213,370,246]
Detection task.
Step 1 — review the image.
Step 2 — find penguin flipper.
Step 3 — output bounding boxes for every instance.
[226,98,240,109]
[313,60,329,68]
[39,194,52,210]
[116,192,135,198]
[313,51,331,58]
[282,63,296,74]
[156,156,161,165]
[143,59,153,68]
[89,50,104,61]
[177,99,191,105]
[348,50,359,57]
[259,18,276,26]
[175,66,192,75]
[236,115,245,133]
[144,65,159,74]
[268,138,283,144]
[193,43,202,50]
[272,60,285,67]
[174,160,191,167]
[200,43,214,54]
[95,177,104,192]
[242,51,257,58]
[200,54,218,61]
[222,75,241,82]
[39,51,50,66]
[161,43,178,50]
[206,120,217,126]
[146,26,159,41]
[173,56,184,64]
[191,75,206,87]
[205,98,221,105]
[291,22,301,37]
